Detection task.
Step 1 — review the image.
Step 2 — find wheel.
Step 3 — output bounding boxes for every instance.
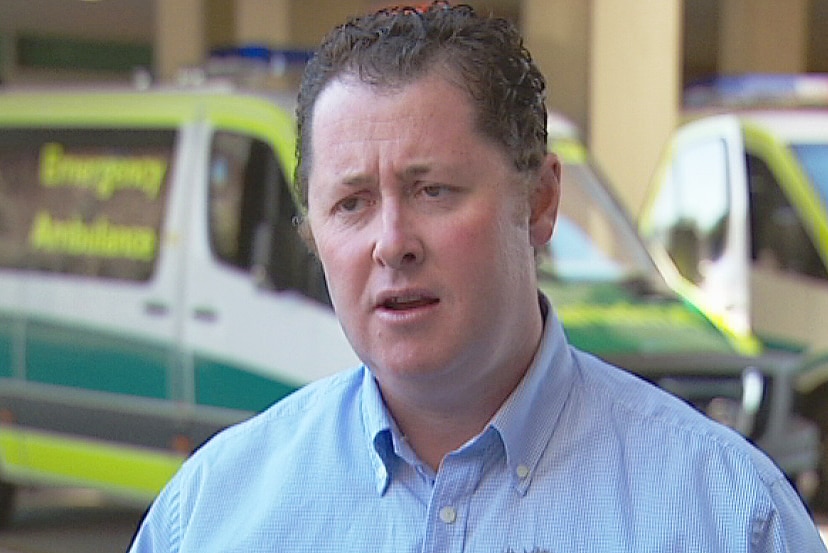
[0,481,15,529]
[801,387,828,513]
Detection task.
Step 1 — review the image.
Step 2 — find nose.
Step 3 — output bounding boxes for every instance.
[372,200,424,269]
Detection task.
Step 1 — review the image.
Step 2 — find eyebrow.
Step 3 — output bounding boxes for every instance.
[340,173,375,187]
[401,164,431,180]
[338,163,434,187]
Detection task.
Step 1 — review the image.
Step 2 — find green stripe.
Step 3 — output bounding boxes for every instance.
[195,357,298,412]
[756,332,807,354]
[0,314,13,378]
[25,319,169,399]
[11,316,304,410]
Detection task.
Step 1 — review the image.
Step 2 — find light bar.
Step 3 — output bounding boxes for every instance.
[684,73,828,109]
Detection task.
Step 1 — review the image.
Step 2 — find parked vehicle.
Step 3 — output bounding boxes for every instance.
[638,74,828,503]
[544,112,819,499]
[0,82,359,526]
[640,75,828,355]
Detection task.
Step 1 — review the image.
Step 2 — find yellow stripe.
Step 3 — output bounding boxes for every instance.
[549,137,589,164]
[0,426,184,501]
[0,427,25,467]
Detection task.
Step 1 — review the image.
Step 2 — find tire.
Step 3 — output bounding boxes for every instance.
[0,481,15,529]
[803,390,828,513]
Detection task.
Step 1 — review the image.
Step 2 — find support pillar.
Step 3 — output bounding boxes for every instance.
[720,0,808,74]
[234,0,291,45]
[589,0,681,214]
[522,0,590,132]
[154,0,206,82]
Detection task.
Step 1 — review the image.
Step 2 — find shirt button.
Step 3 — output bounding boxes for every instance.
[516,464,530,479]
[439,506,457,524]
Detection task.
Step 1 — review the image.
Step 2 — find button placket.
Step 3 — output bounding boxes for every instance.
[422,452,485,553]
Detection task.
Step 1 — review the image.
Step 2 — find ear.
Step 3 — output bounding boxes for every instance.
[528,153,561,248]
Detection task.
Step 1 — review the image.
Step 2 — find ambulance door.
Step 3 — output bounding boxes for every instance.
[180,126,357,426]
[643,115,752,335]
[2,127,188,481]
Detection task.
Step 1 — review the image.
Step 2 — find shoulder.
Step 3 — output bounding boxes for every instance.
[561,348,822,540]
[184,365,366,474]
[130,366,372,551]
[567,347,785,486]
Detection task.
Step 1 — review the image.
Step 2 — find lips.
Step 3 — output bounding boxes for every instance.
[378,292,439,311]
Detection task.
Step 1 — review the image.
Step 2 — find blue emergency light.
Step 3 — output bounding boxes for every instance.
[684,73,828,109]
[209,46,314,72]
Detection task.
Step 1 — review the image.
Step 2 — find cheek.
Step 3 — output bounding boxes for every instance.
[315,230,367,303]
[437,209,512,269]
[451,203,534,284]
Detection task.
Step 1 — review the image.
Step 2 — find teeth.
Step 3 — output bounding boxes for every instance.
[392,295,423,303]
[384,295,435,309]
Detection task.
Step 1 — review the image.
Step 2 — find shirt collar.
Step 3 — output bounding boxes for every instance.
[488,294,575,495]
[360,294,575,496]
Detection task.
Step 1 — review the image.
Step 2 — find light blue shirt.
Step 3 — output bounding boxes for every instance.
[130,305,826,552]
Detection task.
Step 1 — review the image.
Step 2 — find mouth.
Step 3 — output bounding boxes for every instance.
[377,292,440,311]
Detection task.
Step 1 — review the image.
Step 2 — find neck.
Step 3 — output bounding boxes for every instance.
[381,332,542,471]
[391,400,493,471]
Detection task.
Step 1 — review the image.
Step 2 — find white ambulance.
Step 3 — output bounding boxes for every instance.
[0,80,358,524]
[639,74,828,505]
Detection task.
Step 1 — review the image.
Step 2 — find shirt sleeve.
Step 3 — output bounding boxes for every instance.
[127,474,182,553]
[753,475,827,552]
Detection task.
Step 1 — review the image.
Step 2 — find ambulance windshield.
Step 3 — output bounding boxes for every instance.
[791,143,828,210]
[538,163,666,294]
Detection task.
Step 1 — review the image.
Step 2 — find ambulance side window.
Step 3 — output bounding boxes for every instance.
[0,128,174,280]
[747,153,827,281]
[208,132,266,270]
[653,138,730,284]
[208,131,329,304]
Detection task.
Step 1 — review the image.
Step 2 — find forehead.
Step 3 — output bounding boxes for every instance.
[316,73,471,130]
[308,72,504,170]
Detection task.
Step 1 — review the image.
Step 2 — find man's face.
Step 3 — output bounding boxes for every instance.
[306,72,555,401]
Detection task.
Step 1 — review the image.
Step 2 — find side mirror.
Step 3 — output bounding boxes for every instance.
[667,221,701,283]
[251,223,274,289]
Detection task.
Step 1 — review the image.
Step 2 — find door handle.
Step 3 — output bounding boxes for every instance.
[144,300,169,316]
[192,307,218,322]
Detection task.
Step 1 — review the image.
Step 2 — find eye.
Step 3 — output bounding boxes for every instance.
[416,184,455,200]
[332,193,372,216]
[422,185,444,198]
[412,182,463,209]
[338,196,361,211]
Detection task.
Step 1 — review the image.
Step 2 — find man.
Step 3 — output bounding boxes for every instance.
[130,3,826,551]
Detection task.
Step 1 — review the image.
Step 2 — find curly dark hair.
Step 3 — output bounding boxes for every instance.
[294,1,547,211]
